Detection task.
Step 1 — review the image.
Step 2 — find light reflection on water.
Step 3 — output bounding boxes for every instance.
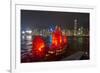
[68,36,89,53]
[21,36,89,62]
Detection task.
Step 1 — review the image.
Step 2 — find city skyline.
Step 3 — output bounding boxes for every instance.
[21,10,89,31]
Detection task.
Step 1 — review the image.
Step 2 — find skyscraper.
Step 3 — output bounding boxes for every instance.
[74,19,78,36]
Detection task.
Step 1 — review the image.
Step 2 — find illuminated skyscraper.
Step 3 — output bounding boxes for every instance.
[74,19,78,36]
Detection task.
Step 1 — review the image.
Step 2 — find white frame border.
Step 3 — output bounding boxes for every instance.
[11,2,96,73]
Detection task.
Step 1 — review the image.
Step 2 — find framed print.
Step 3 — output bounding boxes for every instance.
[11,0,96,73]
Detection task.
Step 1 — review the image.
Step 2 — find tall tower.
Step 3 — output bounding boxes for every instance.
[74,19,78,36]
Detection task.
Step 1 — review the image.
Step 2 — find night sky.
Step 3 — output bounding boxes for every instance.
[21,10,89,30]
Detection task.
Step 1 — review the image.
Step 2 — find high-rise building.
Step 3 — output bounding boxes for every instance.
[74,19,78,36]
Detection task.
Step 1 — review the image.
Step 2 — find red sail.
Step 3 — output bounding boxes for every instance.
[32,36,46,60]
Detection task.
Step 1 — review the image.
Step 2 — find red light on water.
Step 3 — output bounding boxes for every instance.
[62,35,68,47]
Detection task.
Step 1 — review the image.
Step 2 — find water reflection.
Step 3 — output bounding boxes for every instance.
[21,36,89,62]
[68,36,89,59]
